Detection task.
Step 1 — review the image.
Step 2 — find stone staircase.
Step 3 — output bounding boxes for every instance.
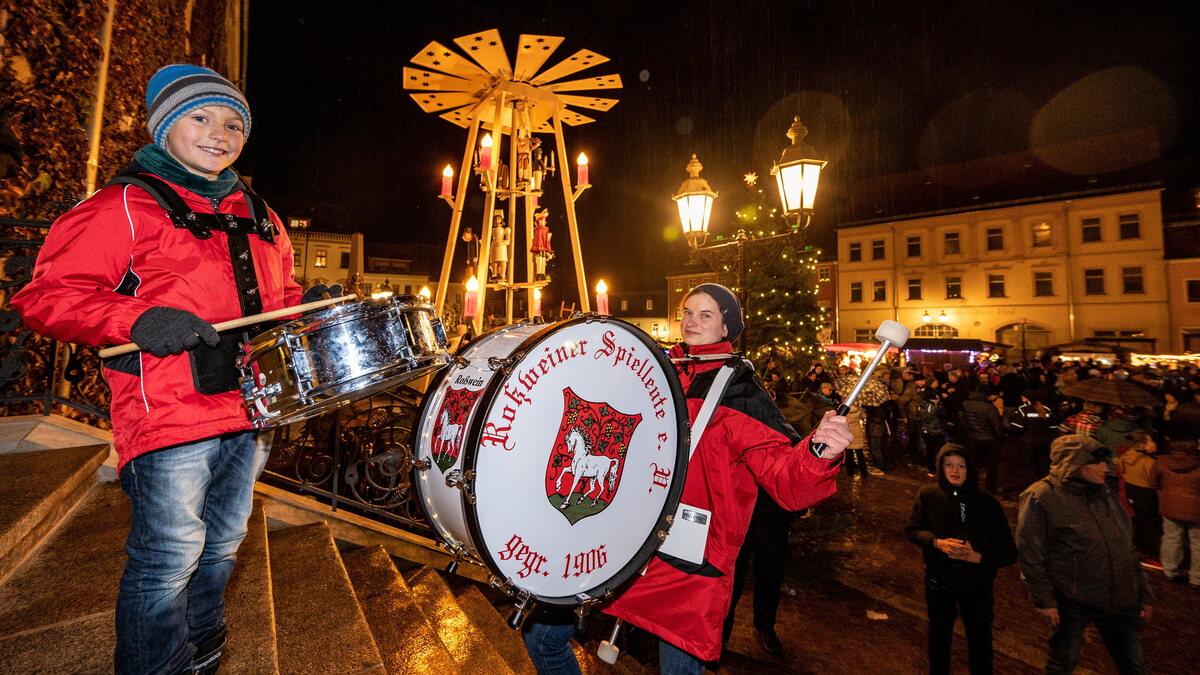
[0,418,650,674]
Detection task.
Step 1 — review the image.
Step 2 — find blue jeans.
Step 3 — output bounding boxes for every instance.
[1045,596,1147,674]
[523,620,704,675]
[115,430,270,674]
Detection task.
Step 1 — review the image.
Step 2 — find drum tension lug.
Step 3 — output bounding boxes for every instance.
[410,457,432,471]
[487,355,520,373]
[452,355,471,369]
[507,591,534,630]
[444,469,477,504]
[573,600,596,632]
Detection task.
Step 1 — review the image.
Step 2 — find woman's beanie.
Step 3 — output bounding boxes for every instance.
[146,64,251,148]
[688,283,744,341]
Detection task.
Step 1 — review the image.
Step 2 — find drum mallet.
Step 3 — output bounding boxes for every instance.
[810,319,911,456]
[597,619,623,664]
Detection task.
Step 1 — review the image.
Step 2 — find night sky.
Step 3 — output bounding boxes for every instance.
[239,1,1200,300]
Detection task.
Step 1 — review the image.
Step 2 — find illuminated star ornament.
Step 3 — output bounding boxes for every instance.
[743,172,758,187]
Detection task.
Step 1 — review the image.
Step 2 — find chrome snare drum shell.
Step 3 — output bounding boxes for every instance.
[238,295,450,428]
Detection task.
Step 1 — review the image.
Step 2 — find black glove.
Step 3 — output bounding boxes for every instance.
[301,283,343,304]
[130,306,220,357]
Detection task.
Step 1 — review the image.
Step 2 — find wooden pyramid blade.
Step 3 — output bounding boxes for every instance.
[410,40,490,80]
[513,34,565,82]
[530,49,610,86]
[559,108,597,126]
[402,66,476,92]
[454,29,512,78]
[409,91,479,114]
[555,94,619,112]
[543,73,623,92]
[438,108,475,129]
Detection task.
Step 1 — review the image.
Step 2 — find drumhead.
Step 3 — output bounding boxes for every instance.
[464,317,689,605]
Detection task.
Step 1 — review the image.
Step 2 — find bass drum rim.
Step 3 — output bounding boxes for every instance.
[461,316,690,606]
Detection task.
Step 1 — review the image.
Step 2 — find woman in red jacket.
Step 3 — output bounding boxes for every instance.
[523,284,852,674]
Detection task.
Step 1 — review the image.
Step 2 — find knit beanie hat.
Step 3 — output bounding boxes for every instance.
[145,64,251,148]
[688,283,744,341]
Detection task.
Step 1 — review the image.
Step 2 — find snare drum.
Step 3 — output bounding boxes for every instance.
[413,317,688,606]
[239,295,451,428]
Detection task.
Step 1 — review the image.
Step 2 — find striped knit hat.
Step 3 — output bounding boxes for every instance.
[145,64,251,148]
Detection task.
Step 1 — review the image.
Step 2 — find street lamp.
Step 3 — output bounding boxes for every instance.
[673,154,718,249]
[771,116,827,227]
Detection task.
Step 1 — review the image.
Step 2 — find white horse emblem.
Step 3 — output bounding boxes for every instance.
[435,409,464,458]
[555,427,619,509]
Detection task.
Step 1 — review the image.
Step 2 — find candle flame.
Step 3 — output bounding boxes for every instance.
[442,165,453,177]
[481,134,494,148]
[577,152,589,166]
[465,276,479,291]
[534,288,542,299]
[596,279,607,294]
[419,285,431,299]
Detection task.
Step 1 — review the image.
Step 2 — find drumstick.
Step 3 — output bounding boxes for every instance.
[97,294,357,359]
[810,320,910,456]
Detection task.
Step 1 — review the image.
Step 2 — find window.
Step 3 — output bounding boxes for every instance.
[1081,217,1101,242]
[339,252,350,269]
[915,324,959,338]
[872,280,886,302]
[818,267,831,282]
[944,232,960,255]
[945,276,962,299]
[986,227,1004,251]
[907,236,921,257]
[849,282,863,303]
[1118,214,1140,240]
[987,274,1006,298]
[293,252,301,267]
[1032,222,1051,247]
[1084,268,1105,295]
[907,278,922,300]
[314,249,328,267]
[848,242,862,262]
[620,299,629,312]
[1034,271,1054,297]
[1188,280,1200,303]
[645,298,654,311]
[871,240,885,260]
[854,329,873,342]
[1122,267,1144,294]
[675,308,682,321]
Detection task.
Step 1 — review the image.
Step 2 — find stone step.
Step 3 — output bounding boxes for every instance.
[223,499,279,674]
[0,443,108,584]
[341,546,459,675]
[452,584,537,675]
[0,481,126,673]
[269,522,384,675]
[404,566,515,674]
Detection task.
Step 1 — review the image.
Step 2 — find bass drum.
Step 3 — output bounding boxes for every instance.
[413,317,688,606]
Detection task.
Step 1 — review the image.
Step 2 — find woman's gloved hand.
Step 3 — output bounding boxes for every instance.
[130,306,219,357]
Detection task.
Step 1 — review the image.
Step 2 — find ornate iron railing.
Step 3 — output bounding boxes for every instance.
[1,216,435,535]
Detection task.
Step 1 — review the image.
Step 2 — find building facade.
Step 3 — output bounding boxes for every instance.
[836,187,1169,360]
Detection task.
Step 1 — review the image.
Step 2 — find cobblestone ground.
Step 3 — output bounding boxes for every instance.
[716,464,1199,675]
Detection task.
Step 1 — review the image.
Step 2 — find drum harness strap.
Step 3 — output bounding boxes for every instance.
[104,171,278,394]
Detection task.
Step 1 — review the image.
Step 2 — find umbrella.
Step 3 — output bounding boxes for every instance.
[833,374,893,407]
[1061,378,1160,408]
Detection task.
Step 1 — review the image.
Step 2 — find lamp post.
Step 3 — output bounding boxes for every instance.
[771,116,827,228]
[673,154,718,249]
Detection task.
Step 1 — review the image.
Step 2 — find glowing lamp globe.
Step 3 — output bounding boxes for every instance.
[673,154,718,248]
[770,117,826,221]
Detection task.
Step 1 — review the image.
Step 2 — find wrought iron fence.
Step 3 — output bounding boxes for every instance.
[1,216,436,535]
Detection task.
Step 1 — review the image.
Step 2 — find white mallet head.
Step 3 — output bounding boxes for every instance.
[875,320,911,348]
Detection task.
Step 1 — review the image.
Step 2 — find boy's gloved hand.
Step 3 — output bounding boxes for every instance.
[130,306,220,357]
[300,283,343,304]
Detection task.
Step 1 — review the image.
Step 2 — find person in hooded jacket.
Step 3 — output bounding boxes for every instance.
[1149,439,1200,588]
[9,65,316,674]
[907,444,1018,674]
[1017,435,1154,674]
[521,284,852,674]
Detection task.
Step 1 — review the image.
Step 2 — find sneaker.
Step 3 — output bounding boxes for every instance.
[867,466,885,476]
[1139,556,1163,571]
[756,629,785,657]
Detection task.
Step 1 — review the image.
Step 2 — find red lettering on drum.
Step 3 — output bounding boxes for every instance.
[481,422,516,451]
[497,534,550,578]
[594,330,669,419]
[562,545,608,579]
[649,462,671,493]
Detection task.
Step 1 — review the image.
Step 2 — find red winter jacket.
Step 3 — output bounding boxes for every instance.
[604,341,841,660]
[11,176,304,470]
